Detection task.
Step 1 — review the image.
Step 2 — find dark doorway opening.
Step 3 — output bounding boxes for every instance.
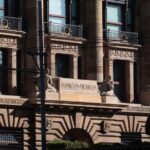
[56,54,70,78]
[63,128,93,146]
[113,60,126,101]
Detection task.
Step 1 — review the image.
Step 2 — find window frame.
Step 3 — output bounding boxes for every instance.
[105,1,135,32]
[0,0,4,16]
[48,0,79,25]
[106,3,125,32]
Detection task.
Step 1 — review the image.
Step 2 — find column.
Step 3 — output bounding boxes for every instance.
[8,50,17,94]
[105,59,114,80]
[126,61,134,102]
[85,0,103,81]
[70,55,78,79]
[72,56,78,79]
[50,54,55,77]
[95,0,103,82]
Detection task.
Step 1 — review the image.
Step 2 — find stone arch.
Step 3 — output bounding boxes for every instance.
[63,128,94,146]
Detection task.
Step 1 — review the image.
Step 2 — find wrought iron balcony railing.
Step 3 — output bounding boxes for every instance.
[46,22,83,38]
[104,29,138,45]
[0,16,22,31]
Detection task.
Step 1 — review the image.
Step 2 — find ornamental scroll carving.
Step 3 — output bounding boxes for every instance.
[109,49,135,60]
[0,37,17,49]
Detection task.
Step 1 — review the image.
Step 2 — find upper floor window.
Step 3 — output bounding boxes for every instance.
[49,0,78,25]
[0,0,4,16]
[106,1,134,32]
[49,0,66,24]
[107,4,123,31]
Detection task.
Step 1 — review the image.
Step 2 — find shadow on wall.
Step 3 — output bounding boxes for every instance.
[63,128,93,147]
[145,115,150,135]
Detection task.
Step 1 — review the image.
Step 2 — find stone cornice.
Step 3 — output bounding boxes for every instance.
[0,29,25,38]
[0,95,28,106]
[46,34,86,44]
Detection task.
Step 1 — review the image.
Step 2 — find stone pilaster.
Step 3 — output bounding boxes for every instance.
[50,54,55,77]
[105,59,114,80]
[95,0,103,82]
[71,56,78,79]
[126,61,134,102]
[8,50,17,95]
[85,0,103,81]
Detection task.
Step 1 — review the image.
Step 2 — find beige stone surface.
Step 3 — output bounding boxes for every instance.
[59,78,101,103]
[60,93,101,103]
[101,95,120,104]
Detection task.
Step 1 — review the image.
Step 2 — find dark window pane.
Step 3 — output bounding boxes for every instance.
[72,0,77,17]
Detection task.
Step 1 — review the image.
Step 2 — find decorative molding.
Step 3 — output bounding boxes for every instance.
[100,121,111,133]
[0,37,17,49]
[51,42,79,52]
[0,97,27,106]
[109,49,136,61]
[46,118,53,129]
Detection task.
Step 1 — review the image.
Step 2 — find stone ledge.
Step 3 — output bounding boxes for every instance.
[31,99,128,111]
[0,95,28,106]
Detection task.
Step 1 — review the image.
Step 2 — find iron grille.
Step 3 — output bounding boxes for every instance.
[0,128,23,150]
[0,16,22,31]
[46,22,83,38]
[104,29,138,45]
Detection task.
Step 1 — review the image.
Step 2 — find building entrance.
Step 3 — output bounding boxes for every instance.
[56,54,70,78]
[113,60,126,102]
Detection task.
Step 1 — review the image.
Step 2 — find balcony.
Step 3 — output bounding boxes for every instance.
[104,30,138,45]
[46,22,83,38]
[0,16,22,31]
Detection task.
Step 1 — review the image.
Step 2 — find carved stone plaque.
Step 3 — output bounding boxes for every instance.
[109,49,135,61]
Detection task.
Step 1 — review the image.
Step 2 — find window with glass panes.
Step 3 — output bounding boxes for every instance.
[49,0,78,25]
[0,0,4,16]
[107,4,123,32]
[106,1,134,32]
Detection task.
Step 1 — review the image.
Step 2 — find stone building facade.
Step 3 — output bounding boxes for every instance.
[0,0,150,149]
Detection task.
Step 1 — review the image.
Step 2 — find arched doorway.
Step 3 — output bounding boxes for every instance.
[63,128,93,146]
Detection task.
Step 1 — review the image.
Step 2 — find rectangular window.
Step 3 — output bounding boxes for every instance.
[49,0,65,16]
[107,5,122,23]
[49,0,66,24]
[0,0,4,16]
[49,0,78,25]
[107,4,123,31]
